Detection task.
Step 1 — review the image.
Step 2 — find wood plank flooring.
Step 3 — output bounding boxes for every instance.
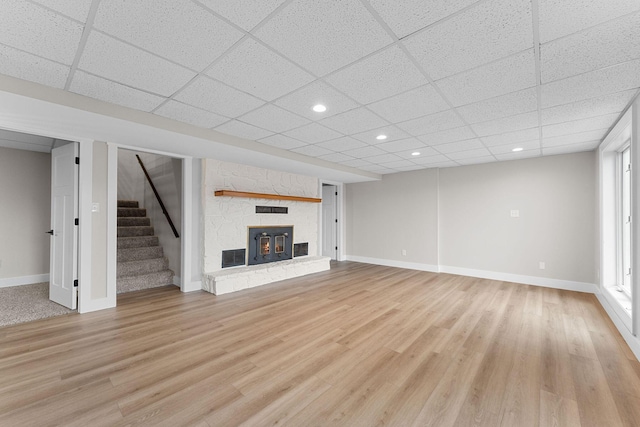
[1,261,639,426]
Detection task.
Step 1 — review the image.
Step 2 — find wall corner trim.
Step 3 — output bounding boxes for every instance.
[595,291,640,362]
[0,274,50,288]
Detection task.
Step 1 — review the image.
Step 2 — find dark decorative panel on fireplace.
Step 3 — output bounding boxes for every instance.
[294,243,308,257]
[256,206,288,214]
[222,249,246,268]
[248,226,293,265]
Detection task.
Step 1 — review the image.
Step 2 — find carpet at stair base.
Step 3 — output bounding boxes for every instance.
[117,200,174,294]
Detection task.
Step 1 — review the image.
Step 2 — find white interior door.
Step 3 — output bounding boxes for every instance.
[49,142,78,309]
[322,185,337,259]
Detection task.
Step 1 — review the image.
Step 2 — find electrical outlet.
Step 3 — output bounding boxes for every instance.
[510,209,520,218]
[402,249,407,256]
[539,261,545,270]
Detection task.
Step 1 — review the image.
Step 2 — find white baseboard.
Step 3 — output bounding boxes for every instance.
[182,280,202,293]
[345,255,440,273]
[0,274,50,288]
[596,291,640,362]
[78,296,116,314]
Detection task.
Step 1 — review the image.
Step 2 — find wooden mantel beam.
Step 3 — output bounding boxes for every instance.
[214,190,322,203]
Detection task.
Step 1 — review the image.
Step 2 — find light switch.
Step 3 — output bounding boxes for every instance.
[510,209,519,218]
[92,202,100,213]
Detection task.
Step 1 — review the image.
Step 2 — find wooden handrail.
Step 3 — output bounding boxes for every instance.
[136,155,180,238]
[214,190,322,203]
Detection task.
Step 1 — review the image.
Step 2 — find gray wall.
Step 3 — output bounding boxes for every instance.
[0,147,51,280]
[346,152,597,284]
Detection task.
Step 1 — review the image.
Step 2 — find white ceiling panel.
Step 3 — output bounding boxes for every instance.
[367,84,450,123]
[538,0,640,43]
[455,156,496,165]
[412,154,454,165]
[214,120,274,141]
[404,0,533,79]
[542,113,619,138]
[542,141,600,155]
[0,44,69,89]
[359,164,397,174]
[488,139,541,155]
[363,153,404,164]
[70,71,165,112]
[274,80,359,120]
[283,123,343,144]
[239,104,310,133]
[320,107,389,135]
[258,134,308,150]
[471,111,539,137]
[436,50,537,106]
[542,130,606,147]
[395,164,429,172]
[207,38,314,101]
[397,110,465,136]
[254,0,392,76]
[481,128,540,146]
[316,136,368,152]
[541,12,640,84]
[434,138,485,154]
[154,101,228,128]
[291,144,333,157]
[417,126,476,146]
[395,146,439,159]
[456,88,538,124]
[380,159,421,169]
[78,32,196,97]
[376,138,425,153]
[318,152,356,163]
[340,158,373,168]
[197,0,287,31]
[341,145,388,159]
[94,0,243,71]
[31,0,93,22]
[368,0,480,39]
[0,0,83,64]
[352,126,411,144]
[174,76,265,118]
[325,45,426,104]
[541,90,635,125]
[541,59,640,108]
[494,149,541,161]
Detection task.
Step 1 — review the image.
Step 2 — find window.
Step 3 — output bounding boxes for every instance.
[619,144,632,297]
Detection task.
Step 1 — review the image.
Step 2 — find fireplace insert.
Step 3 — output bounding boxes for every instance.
[247,226,293,265]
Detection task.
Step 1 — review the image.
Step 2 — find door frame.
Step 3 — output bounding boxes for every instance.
[318,180,345,261]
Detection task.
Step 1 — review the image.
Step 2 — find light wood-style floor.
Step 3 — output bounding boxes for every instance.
[1,262,639,426]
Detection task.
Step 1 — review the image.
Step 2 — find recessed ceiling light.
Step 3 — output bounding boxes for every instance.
[312,104,326,113]
[376,134,387,140]
[512,147,523,152]
[411,151,420,156]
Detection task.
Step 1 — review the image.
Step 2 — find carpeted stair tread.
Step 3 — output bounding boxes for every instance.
[117,236,159,249]
[117,200,139,208]
[118,217,151,227]
[118,207,147,217]
[118,246,164,262]
[117,257,169,278]
[118,226,154,237]
[117,270,174,294]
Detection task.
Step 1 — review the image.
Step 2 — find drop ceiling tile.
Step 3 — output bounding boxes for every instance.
[395,164,428,172]
[154,101,228,128]
[351,126,411,144]
[397,110,465,137]
[538,0,640,43]
[543,141,600,155]
[291,144,333,157]
[259,134,308,150]
[362,153,404,164]
[78,32,196,96]
[94,0,243,71]
[174,76,265,118]
[367,85,450,123]
[542,130,606,147]
[318,152,355,163]
[320,108,389,135]
[489,139,541,155]
[404,0,532,79]
[283,123,343,144]
[447,147,491,160]
[359,164,396,174]
[368,0,479,39]
[325,45,426,104]
[379,160,421,169]
[215,120,274,141]
[254,0,393,76]
[456,88,538,124]
[316,136,368,152]
[471,111,539,137]
[0,43,69,89]
[418,126,477,146]
[456,156,497,166]
[70,71,165,112]
[542,113,619,138]
[0,0,83,64]
[436,50,536,106]
[376,138,425,153]
[341,145,388,159]
[395,147,439,159]
[541,12,640,84]
[207,38,314,101]
[197,0,287,31]
[238,104,310,133]
[481,128,540,146]
[541,90,635,125]
[274,81,359,120]
[340,158,373,168]
[434,138,484,154]
[412,154,453,165]
[541,59,640,108]
[495,149,541,161]
[31,0,93,22]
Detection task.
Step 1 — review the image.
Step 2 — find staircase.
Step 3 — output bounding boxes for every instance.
[117,200,174,293]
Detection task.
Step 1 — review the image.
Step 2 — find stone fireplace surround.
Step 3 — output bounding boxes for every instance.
[202,159,330,295]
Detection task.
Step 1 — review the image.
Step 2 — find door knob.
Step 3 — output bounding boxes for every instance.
[46,230,54,235]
